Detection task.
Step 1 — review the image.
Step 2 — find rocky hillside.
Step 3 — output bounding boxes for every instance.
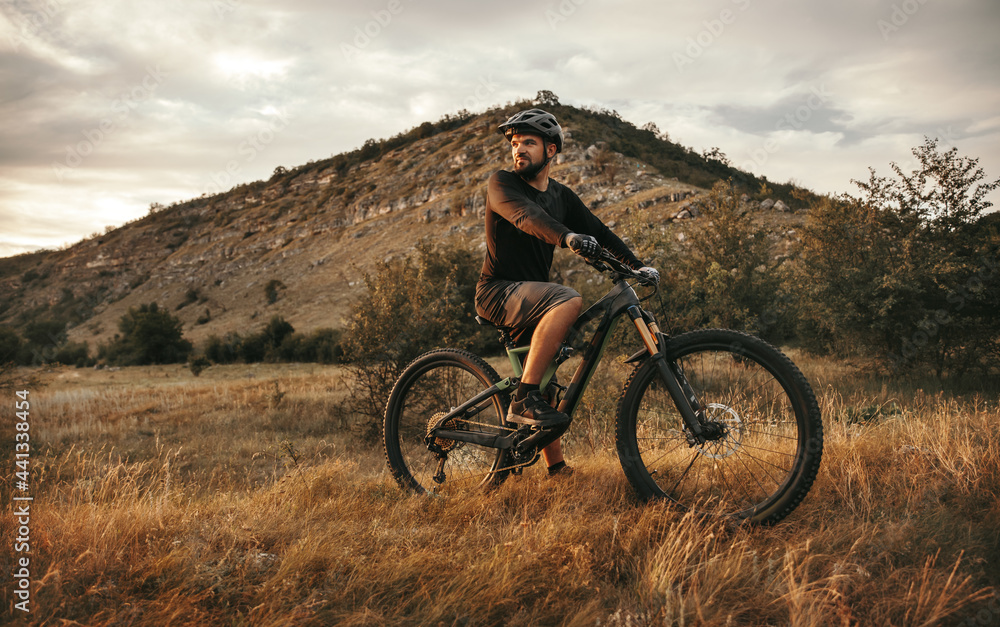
[0,101,801,352]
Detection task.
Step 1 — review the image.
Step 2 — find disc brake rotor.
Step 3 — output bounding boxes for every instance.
[698,403,744,459]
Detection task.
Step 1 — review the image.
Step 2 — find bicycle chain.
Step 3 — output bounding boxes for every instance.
[450,416,517,433]
[430,417,541,480]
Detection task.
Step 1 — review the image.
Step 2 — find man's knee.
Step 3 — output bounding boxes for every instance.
[551,295,582,318]
[564,295,583,315]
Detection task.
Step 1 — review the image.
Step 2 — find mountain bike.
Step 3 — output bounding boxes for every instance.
[383,249,823,524]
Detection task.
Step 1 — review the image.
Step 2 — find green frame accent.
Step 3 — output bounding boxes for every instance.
[505,345,559,391]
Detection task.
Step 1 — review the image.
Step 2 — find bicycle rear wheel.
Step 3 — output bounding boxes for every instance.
[384,349,512,495]
[615,329,822,524]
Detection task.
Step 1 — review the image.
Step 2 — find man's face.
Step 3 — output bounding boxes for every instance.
[510,132,554,176]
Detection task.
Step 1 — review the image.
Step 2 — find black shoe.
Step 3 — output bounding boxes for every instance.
[506,390,570,427]
[547,461,574,479]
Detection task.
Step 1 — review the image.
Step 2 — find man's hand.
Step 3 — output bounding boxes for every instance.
[565,233,600,258]
[637,266,660,285]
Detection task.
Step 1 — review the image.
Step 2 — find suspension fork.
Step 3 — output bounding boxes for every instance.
[627,306,708,445]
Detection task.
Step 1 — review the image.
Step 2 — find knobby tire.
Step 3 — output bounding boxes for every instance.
[383,349,512,495]
[615,329,823,524]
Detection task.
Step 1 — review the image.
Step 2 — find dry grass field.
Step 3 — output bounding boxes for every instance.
[1,354,998,626]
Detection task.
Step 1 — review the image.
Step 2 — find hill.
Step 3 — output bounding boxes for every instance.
[0,96,808,355]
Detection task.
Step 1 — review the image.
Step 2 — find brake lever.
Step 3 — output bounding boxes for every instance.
[586,249,655,289]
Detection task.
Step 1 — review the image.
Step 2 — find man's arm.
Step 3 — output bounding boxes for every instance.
[561,187,643,269]
[488,171,570,246]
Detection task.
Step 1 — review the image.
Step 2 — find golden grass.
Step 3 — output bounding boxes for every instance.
[1,357,998,625]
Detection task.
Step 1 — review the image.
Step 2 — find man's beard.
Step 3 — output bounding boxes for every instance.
[514,150,550,181]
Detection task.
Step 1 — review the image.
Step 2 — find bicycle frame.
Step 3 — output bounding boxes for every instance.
[427,259,711,453]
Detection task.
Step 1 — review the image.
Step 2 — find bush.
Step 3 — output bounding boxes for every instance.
[264,280,286,304]
[797,138,1000,378]
[199,316,335,365]
[99,303,193,366]
[204,333,241,364]
[54,341,92,368]
[276,328,344,364]
[21,319,68,364]
[189,356,210,376]
[681,180,793,341]
[176,287,200,310]
[299,328,344,363]
[0,326,22,364]
[341,239,496,421]
[618,180,793,342]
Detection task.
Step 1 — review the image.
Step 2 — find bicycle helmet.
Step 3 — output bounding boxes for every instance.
[498,108,564,154]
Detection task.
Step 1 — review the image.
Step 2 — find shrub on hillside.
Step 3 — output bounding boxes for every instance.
[264,279,286,305]
[682,180,794,341]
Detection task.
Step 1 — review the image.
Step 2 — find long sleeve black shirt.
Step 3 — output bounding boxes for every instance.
[478,170,642,284]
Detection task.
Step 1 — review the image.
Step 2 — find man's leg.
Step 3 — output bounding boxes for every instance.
[519,296,582,466]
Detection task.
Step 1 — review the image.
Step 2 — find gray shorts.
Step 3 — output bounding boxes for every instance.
[475,280,581,345]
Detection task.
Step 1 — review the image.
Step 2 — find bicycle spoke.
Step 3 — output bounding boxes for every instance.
[666,451,701,497]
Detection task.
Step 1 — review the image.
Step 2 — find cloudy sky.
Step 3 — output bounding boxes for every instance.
[2,0,998,257]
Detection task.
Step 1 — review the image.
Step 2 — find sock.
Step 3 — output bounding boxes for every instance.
[547,461,566,475]
[515,382,539,401]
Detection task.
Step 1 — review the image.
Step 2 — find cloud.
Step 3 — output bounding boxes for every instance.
[0,0,998,257]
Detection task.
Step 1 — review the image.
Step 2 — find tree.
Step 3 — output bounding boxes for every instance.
[797,138,1000,377]
[262,315,294,349]
[685,180,791,340]
[641,121,669,142]
[702,147,731,167]
[417,121,435,139]
[535,90,560,107]
[101,303,192,365]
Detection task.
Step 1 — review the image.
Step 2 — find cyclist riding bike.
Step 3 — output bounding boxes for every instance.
[475,108,659,477]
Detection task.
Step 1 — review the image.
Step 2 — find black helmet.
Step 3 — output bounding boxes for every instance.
[498,108,564,153]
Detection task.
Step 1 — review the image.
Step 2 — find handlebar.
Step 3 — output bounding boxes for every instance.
[583,248,659,288]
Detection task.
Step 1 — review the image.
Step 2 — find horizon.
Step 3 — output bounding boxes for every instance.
[2,1,999,257]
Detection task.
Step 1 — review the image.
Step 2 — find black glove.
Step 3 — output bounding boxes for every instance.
[637,266,660,285]
[565,233,600,258]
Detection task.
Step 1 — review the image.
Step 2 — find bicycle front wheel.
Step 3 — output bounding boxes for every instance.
[384,349,512,495]
[615,329,822,524]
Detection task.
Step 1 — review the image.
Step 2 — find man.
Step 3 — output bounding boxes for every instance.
[475,108,658,477]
